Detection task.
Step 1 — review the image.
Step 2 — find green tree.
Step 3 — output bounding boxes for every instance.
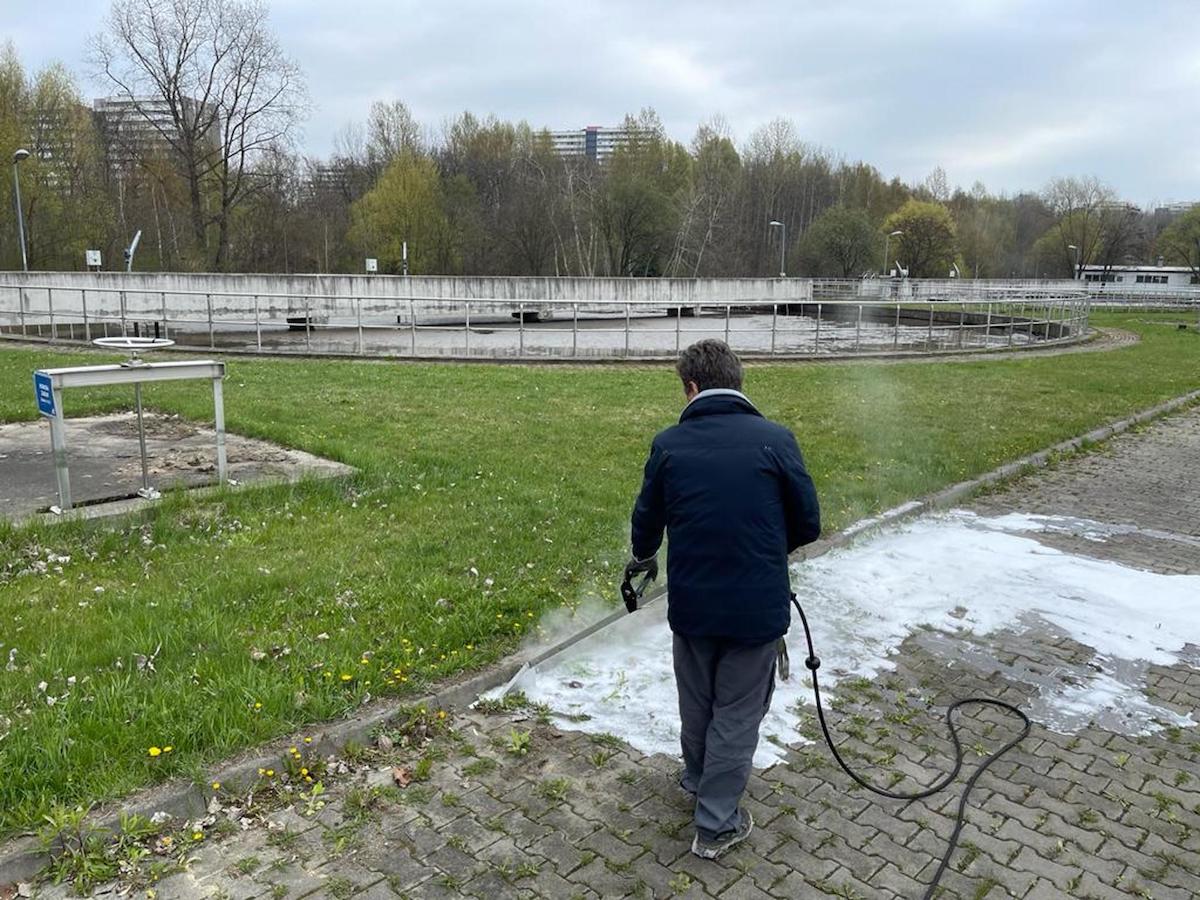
[798,206,877,277]
[1156,206,1200,282]
[882,200,958,278]
[349,151,449,274]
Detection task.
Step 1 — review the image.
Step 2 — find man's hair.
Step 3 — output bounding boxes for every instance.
[676,339,743,392]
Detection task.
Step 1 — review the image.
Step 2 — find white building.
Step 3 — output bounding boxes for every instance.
[94,96,218,168]
[1080,264,1198,288]
[548,125,640,162]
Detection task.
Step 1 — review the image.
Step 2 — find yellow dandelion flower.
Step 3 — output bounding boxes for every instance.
[304,737,313,744]
[340,674,352,682]
[211,781,221,790]
[300,767,309,776]
[192,831,203,841]
[265,769,275,777]
[163,746,173,753]
[254,702,262,710]
[437,710,447,720]
[258,768,266,776]
[148,747,162,757]
[305,776,313,783]
[289,746,297,754]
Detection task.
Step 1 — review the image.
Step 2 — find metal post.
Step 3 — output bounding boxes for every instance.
[464,301,471,357]
[206,294,214,349]
[12,156,30,271]
[120,290,128,335]
[18,287,26,335]
[624,303,630,357]
[304,296,311,352]
[893,303,900,350]
[572,303,579,357]
[985,303,993,347]
[213,377,227,485]
[49,389,71,510]
[254,295,262,351]
[134,382,150,494]
[675,304,682,354]
[770,303,777,355]
[854,304,862,352]
[160,291,168,340]
[356,296,364,355]
[927,304,934,348]
[47,288,55,342]
[520,304,526,357]
[958,306,965,348]
[724,305,731,345]
[410,298,417,355]
[814,303,822,352]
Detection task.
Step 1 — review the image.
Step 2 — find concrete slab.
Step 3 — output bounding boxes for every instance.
[0,412,352,521]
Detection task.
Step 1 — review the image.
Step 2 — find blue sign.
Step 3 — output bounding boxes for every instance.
[33,372,55,417]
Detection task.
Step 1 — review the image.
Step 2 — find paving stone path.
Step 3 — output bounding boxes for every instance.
[33,406,1200,899]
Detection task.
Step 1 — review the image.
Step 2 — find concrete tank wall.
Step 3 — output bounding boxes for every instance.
[0,272,814,323]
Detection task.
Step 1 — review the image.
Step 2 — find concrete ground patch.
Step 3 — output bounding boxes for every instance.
[0,412,353,521]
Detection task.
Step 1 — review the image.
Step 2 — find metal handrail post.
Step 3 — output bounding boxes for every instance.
[120,290,128,335]
[927,303,934,348]
[675,304,681,354]
[47,288,55,342]
[958,306,965,347]
[304,296,311,352]
[356,296,364,355]
[814,303,822,352]
[465,301,471,357]
[82,289,90,342]
[770,303,777,355]
[893,302,900,350]
[410,298,417,355]
[724,304,730,345]
[624,303,630,357]
[985,302,993,347]
[18,287,26,336]
[254,295,262,351]
[520,305,526,356]
[160,291,168,340]
[572,303,578,357]
[854,304,862,352]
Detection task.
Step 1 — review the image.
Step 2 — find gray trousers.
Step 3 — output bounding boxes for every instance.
[673,633,777,840]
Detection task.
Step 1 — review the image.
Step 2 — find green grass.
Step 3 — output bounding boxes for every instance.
[0,311,1196,834]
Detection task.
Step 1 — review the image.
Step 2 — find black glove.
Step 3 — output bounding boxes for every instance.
[622,556,658,613]
[624,555,658,583]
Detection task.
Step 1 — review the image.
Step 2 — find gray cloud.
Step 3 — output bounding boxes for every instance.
[9,0,1197,204]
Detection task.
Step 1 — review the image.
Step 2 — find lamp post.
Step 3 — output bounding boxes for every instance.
[882,229,902,277]
[1067,244,1080,280]
[12,148,30,272]
[768,220,786,277]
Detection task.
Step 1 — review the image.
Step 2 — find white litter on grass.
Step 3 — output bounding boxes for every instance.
[509,511,1200,768]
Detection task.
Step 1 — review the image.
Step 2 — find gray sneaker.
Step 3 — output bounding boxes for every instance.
[691,809,753,860]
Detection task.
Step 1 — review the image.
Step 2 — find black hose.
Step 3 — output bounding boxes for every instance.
[790,595,1031,900]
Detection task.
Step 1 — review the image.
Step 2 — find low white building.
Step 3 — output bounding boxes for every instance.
[1079,264,1198,288]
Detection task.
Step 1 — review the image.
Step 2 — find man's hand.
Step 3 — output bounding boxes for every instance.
[622,556,658,613]
[624,555,658,583]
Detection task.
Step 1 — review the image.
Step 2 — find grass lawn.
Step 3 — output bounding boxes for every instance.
[0,311,1196,835]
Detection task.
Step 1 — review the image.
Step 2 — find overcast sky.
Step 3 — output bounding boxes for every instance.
[7,0,1198,205]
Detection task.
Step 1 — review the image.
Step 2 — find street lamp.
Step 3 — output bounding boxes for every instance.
[12,148,30,272]
[1067,244,1080,280]
[882,230,902,277]
[768,220,786,277]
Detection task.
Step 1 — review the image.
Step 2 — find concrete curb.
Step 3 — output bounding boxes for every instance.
[2,384,1198,885]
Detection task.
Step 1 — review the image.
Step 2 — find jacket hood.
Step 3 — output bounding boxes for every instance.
[679,389,763,423]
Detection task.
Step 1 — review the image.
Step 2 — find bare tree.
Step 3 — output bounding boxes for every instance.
[93,0,307,269]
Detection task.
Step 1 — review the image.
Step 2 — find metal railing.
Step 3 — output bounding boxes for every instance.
[0,282,1091,361]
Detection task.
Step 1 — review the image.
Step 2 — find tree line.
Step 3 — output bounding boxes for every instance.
[1,0,1198,281]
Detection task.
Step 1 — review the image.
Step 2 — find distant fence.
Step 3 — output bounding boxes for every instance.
[0,275,1090,361]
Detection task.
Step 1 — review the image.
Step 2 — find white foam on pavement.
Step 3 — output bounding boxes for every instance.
[509,511,1200,767]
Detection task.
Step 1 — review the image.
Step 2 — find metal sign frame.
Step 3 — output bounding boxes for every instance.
[31,360,227,512]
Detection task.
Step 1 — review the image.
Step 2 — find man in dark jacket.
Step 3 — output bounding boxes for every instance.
[627,338,821,859]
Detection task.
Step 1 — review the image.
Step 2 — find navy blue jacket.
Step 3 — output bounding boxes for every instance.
[630,390,821,644]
